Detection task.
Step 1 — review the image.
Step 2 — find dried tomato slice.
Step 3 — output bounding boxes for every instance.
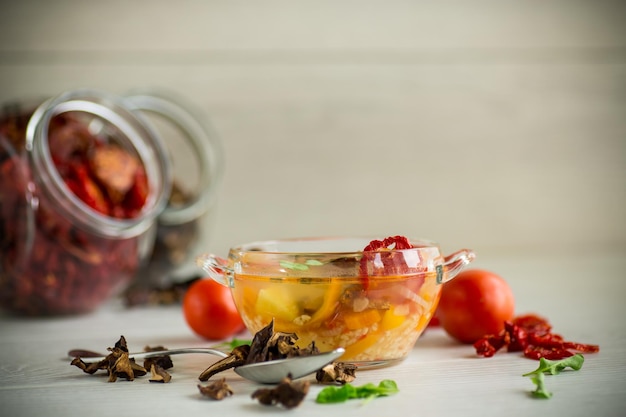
[563,341,600,353]
[474,313,599,360]
[65,163,110,215]
[523,346,574,361]
[511,314,552,336]
[360,236,415,289]
[363,236,413,252]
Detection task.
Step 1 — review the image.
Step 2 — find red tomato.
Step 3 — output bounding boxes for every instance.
[183,278,246,340]
[436,269,515,344]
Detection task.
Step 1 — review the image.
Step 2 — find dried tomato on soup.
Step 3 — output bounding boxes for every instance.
[360,236,417,289]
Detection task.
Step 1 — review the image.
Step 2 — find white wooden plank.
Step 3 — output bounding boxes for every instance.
[0,1,624,256]
[0,253,624,417]
[0,0,624,51]
[0,63,624,256]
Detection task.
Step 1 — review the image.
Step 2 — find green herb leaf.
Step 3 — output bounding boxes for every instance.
[279,261,309,271]
[316,380,399,404]
[522,354,585,400]
[316,384,357,403]
[280,259,325,271]
[215,338,252,350]
[529,372,552,399]
[522,354,585,377]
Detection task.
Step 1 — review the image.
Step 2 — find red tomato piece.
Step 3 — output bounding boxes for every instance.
[436,269,515,344]
[183,279,246,340]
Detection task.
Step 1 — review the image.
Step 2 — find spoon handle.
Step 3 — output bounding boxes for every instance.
[77,347,229,362]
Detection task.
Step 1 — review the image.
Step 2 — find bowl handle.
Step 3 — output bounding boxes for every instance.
[195,253,235,287]
[440,249,476,284]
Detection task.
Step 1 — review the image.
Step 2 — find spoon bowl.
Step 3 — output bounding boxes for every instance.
[235,348,345,383]
[73,347,345,384]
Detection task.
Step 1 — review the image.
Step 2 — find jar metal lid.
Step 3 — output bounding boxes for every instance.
[24,89,173,239]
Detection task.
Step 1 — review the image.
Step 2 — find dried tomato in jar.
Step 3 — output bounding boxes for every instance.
[0,90,172,316]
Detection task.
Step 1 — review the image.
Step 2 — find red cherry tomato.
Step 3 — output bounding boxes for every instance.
[183,278,246,340]
[436,269,515,344]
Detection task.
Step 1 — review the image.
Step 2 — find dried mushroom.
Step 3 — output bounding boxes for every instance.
[67,349,104,358]
[316,362,357,385]
[149,364,172,383]
[142,345,173,371]
[198,344,251,381]
[70,336,148,382]
[251,375,310,409]
[198,319,320,381]
[247,319,319,363]
[198,378,234,400]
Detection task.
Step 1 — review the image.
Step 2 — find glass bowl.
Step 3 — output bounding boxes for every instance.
[197,237,475,368]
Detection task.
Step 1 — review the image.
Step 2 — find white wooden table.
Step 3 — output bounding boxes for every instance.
[1,252,624,416]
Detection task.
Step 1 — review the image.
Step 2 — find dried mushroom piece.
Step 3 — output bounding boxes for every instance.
[315,362,357,385]
[198,345,250,381]
[70,335,147,382]
[198,320,321,381]
[248,320,319,363]
[142,345,173,371]
[70,356,108,375]
[251,375,310,409]
[67,349,104,358]
[246,319,276,364]
[149,364,172,383]
[198,378,234,400]
[108,352,145,382]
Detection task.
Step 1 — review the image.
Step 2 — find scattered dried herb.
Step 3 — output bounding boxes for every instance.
[315,362,357,385]
[70,336,147,382]
[251,375,310,409]
[198,378,234,400]
[474,314,599,360]
[522,354,585,399]
[316,379,399,404]
[149,364,172,383]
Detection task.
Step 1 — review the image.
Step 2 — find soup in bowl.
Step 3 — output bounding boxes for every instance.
[197,236,475,368]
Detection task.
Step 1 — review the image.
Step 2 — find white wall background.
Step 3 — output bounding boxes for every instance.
[1,0,624,262]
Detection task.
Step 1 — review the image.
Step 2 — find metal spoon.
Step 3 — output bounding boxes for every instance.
[74,347,345,384]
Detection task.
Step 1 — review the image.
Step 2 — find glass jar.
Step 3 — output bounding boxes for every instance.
[122,91,223,298]
[0,90,172,315]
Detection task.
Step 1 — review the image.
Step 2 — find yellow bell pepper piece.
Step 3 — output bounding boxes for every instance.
[342,332,379,359]
[306,278,343,326]
[342,308,382,330]
[380,307,407,331]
